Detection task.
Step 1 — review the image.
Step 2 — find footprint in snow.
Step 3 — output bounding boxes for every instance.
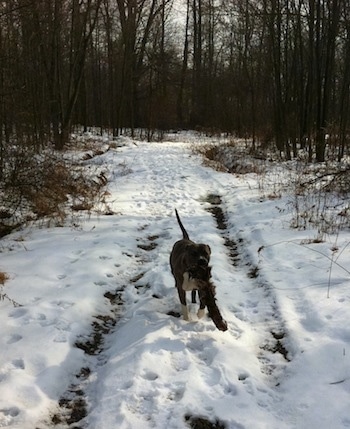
[11,358,25,370]
[238,372,250,381]
[5,334,23,344]
[37,313,56,327]
[186,337,217,365]
[141,371,159,381]
[224,382,238,396]
[170,353,191,372]
[94,280,108,286]
[99,255,112,260]
[8,308,27,319]
[72,249,84,256]
[57,274,67,280]
[167,382,185,401]
[120,380,134,390]
[0,407,20,419]
[239,373,254,395]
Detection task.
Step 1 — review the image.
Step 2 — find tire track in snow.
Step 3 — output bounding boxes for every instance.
[51,284,124,427]
[50,221,163,428]
[206,193,291,382]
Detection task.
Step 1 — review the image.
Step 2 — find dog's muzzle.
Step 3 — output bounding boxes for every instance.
[198,256,209,266]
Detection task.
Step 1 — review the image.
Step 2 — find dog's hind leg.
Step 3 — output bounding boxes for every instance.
[176,281,190,320]
[197,290,206,319]
[192,290,205,318]
[197,308,205,319]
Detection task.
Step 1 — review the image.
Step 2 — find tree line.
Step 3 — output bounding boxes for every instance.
[1,0,350,162]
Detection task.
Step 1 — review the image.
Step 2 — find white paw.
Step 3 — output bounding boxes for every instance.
[197,308,205,319]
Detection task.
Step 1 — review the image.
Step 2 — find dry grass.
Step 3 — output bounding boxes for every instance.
[0,143,110,236]
[0,272,9,285]
[0,272,21,307]
[192,143,228,172]
[193,141,266,175]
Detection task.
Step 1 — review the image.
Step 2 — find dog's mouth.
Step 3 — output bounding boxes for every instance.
[188,264,211,281]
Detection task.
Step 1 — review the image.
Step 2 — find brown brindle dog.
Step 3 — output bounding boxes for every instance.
[170,209,227,331]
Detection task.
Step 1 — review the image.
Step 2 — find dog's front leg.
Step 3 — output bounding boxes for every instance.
[182,304,190,321]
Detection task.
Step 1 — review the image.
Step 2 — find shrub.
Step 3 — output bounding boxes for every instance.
[0,272,9,285]
[0,142,108,236]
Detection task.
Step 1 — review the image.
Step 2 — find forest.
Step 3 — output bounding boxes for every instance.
[0,0,350,162]
[1,3,350,426]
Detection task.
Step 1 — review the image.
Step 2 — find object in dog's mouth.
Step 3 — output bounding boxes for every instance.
[188,265,210,281]
[194,277,228,332]
[202,284,228,332]
[189,266,228,332]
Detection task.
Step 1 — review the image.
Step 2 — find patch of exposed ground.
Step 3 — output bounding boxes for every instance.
[206,194,240,266]
[185,414,227,429]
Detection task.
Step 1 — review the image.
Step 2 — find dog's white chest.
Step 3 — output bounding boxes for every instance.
[182,272,199,291]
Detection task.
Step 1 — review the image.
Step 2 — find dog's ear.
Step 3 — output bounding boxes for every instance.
[205,245,211,256]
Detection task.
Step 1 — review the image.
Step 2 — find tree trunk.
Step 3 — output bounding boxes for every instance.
[177,0,190,126]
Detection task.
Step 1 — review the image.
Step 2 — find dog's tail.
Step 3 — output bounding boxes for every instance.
[175,209,189,240]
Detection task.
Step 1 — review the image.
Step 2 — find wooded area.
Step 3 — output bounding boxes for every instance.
[1,0,350,161]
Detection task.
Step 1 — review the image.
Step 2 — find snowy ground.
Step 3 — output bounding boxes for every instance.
[1,133,350,429]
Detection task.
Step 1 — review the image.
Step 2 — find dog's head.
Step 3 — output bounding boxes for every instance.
[184,243,211,270]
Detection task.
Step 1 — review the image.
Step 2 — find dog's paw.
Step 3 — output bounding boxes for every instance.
[197,308,205,319]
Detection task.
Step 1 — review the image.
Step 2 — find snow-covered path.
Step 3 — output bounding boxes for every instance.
[1,136,350,429]
[86,142,286,429]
